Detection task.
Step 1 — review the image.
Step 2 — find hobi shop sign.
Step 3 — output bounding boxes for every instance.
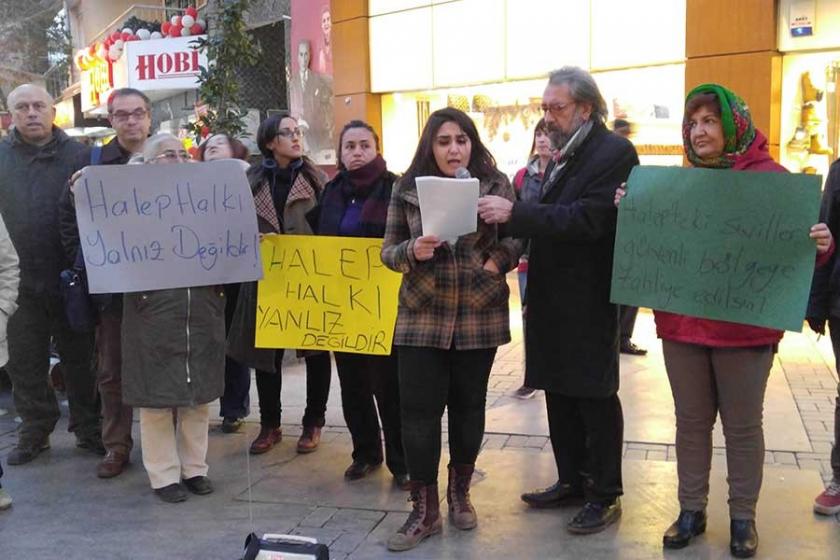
[125,35,207,91]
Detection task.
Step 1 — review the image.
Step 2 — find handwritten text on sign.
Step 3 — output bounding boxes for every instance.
[255,235,401,355]
[610,166,820,332]
[76,160,262,293]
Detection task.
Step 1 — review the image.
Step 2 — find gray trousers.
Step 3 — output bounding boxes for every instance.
[662,340,773,520]
[6,292,99,444]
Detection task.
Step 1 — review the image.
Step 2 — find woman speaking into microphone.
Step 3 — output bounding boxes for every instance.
[380,107,521,552]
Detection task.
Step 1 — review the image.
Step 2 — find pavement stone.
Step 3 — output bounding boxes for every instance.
[2,304,840,558]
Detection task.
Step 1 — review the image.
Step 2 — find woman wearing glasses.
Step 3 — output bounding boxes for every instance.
[227,113,333,457]
[121,133,226,503]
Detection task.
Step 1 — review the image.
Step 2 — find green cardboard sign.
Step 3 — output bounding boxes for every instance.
[611,166,821,332]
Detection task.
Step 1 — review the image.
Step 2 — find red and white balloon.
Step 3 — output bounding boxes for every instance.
[74,4,203,69]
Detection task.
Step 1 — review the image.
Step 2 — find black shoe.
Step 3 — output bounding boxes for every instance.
[663,510,707,549]
[221,417,243,433]
[76,433,106,456]
[7,437,50,465]
[394,473,411,491]
[155,483,188,503]
[620,340,648,355]
[567,499,622,534]
[730,519,758,558]
[344,460,381,481]
[183,476,214,495]
[521,481,584,508]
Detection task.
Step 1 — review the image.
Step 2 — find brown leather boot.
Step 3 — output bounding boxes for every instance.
[97,450,129,478]
[447,463,477,530]
[296,426,321,454]
[249,426,282,455]
[387,482,442,551]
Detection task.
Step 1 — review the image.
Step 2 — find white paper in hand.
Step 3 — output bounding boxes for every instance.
[415,176,480,243]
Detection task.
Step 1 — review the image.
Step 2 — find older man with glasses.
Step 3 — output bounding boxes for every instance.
[0,84,102,466]
[60,87,152,479]
[479,66,639,534]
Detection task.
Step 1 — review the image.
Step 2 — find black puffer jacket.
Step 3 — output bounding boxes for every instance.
[0,128,86,294]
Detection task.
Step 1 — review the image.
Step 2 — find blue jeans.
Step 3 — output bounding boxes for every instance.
[518,270,527,304]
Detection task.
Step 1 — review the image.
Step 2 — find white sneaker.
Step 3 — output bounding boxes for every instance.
[0,488,12,510]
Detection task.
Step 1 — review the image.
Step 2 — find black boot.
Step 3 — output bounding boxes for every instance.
[567,499,622,534]
[662,510,706,549]
[730,519,758,558]
[520,481,584,508]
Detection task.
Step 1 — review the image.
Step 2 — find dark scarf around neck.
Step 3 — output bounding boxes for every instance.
[319,156,392,238]
[346,155,387,196]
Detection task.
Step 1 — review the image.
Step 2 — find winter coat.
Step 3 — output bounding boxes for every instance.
[0,127,86,295]
[311,169,396,239]
[507,121,638,398]
[59,137,133,266]
[59,137,135,315]
[0,213,19,366]
[122,286,226,408]
[513,157,545,274]
[807,158,840,321]
[380,172,521,350]
[226,161,323,372]
[514,157,544,204]
[656,131,828,347]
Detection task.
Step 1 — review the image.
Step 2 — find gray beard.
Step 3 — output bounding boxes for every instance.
[548,112,586,150]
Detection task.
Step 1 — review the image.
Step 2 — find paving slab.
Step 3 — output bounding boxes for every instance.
[351,450,838,560]
[485,313,813,452]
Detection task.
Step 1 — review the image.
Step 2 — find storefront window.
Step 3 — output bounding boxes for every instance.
[780,51,840,177]
[381,64,686,177]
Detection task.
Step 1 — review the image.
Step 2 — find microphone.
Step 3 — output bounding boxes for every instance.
[455,167,471,179]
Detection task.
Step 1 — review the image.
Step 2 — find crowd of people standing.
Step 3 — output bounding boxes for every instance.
[0,65,838,559]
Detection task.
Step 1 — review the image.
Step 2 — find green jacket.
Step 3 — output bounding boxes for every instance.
[122,286,225,408]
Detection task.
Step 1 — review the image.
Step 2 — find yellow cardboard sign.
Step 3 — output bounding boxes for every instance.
[255,235,402,355]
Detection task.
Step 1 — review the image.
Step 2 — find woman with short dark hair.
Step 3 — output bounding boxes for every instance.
[381,107,521,551]
[227,114,332,456]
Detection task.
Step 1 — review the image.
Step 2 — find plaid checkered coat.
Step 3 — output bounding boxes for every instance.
[381,173,522,350]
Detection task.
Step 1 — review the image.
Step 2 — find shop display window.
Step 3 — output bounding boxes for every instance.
[381,64,686,177]
[781,51,840,178]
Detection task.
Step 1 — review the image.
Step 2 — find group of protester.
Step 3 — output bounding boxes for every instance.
[0,65,839,559]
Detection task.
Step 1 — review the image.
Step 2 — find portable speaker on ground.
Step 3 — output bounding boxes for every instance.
[242,533,329,560]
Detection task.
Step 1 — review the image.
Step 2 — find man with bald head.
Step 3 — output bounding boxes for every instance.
[0,84,101,465]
